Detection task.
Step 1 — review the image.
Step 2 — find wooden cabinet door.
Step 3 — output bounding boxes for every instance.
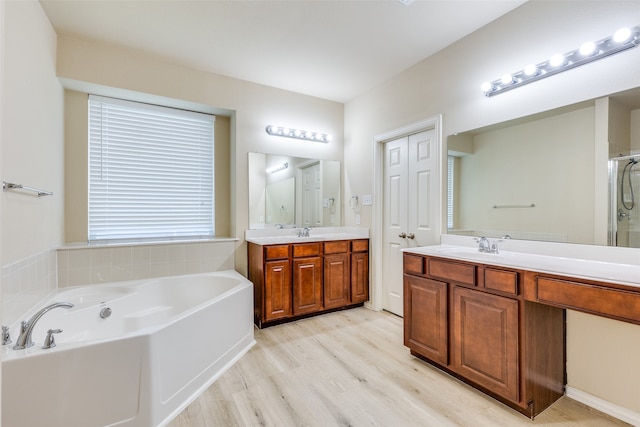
[293,257,323,315]
[324,253,350,309]
[403,274,448,365]
[452,286,519,402]
[351,251,369,303]
[264,260,292,321]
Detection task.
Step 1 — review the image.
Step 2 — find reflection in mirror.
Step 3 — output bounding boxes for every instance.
[248,152,341,229]
[447,87,640,247]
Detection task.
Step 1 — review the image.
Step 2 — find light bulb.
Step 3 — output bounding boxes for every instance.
[501,74,514,85]
[579,41,596,56]
[269,126,278,134]
[481,82,493,93]
[524,64,538,76]
[326,134,333,142]
[614,27,632,43]
[294,129,302,137]
[549,54,566,67]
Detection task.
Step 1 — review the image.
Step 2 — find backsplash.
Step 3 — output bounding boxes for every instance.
[2,239,238,325]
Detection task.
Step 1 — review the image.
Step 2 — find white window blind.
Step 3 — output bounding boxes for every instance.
[88,95,215,242]
[447,156,455,230]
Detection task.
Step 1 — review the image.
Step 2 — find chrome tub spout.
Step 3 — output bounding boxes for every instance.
[13,302,74,350]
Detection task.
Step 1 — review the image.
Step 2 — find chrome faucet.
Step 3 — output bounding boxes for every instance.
[475,236,491,253]
[297,227,310,238]
[13,302,74,350]
[475,237,503,254]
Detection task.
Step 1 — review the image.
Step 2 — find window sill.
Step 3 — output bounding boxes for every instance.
[59,237,238,250]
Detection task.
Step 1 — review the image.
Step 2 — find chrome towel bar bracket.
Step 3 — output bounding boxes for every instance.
[2,181,53,197]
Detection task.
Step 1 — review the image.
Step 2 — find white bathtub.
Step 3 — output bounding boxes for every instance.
[1,270,255,427]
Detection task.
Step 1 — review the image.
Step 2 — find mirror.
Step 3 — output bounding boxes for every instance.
[248,152,341,229]
[447,86,640,247]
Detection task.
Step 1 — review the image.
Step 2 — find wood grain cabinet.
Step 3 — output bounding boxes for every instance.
[350,240,370,303]
[452,286,519,402]
[403,274,448,365]
[250,239,369,328]
[324,241,350,309]
[403,253,565,419]
[293,243,323,315]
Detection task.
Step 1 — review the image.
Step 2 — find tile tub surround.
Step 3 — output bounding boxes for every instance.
[1,249,58,327]
[57,239,238,288]
[2,240,238,326]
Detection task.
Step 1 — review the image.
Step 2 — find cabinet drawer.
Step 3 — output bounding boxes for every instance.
[264,244,289,260]
[324,241,349,254]
[351,239,369,253]
[429,259,475,286]
[404,254,426,275]
[292,243,322,258]
[534,276,640,324]
[484,268,518,295]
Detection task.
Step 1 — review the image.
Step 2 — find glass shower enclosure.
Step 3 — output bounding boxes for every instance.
[609,155,640,247]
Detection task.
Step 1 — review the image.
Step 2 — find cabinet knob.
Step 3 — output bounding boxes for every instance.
[407,233,415,239]
[399,232,407,238]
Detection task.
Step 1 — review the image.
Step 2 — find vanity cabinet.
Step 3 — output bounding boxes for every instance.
[263,245,291,322]
[292,243,323,315]
[404,274,448,364]
[324,241,350,309]
[350,240,370,303]
[403,253,565,419]
[452,286,519,402]
[250,239,369,328]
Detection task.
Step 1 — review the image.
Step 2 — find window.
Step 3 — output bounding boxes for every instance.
[88,95,215,243]
[447,155,455,230]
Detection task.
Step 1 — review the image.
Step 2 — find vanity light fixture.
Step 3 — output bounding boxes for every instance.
[266,125,332,143]
[482,25,640,97]
[266,162,288,174]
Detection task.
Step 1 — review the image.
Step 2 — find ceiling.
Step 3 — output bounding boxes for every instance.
[40,0,527,103]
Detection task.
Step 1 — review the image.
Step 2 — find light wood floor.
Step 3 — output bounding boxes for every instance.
[169,307,630,427]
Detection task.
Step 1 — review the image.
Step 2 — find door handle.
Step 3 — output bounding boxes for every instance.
[398,232,407,238]
[407,233,415,239]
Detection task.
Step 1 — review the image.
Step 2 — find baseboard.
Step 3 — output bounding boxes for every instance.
[565,386,640,426]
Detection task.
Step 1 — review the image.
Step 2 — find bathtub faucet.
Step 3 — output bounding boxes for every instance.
[13,302,74,350]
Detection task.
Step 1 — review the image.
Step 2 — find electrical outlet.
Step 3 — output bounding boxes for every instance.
[362,194,372,205]
[355,214,361,225]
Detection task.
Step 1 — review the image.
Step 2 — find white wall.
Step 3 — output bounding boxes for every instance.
[1,1,63,327]
[344,0,640,419]
[2,1,64,265]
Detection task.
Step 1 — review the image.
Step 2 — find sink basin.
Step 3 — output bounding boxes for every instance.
[406,245,640,288]
[247,233,361,245]
[435,247,506,261]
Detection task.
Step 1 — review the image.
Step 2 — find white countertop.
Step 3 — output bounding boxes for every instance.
[245,227,369,246]
[403,244,640,289]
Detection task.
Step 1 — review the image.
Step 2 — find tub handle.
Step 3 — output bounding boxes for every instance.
[42,329,62,349]
[2,325,11,345]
